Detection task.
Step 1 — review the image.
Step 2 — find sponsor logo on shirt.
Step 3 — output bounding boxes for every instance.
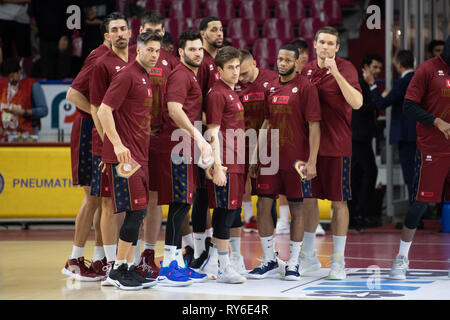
[214,72,220,80]
[307,69,313,76]
[446,79,450,88]
[438,70,445,76]
[425,155,432,162]
[115,65,125,72]
[209,64,214,71]
[231,200,238,206]
[235,85,242,92]
[420,191,434,198]
[243,92,264,102]
[229,94,234,101]
[236,102,244,111]
[149,67,163,76]
[271,96,290,104]
[257,183,270,190]
[148,88,153,97]
[134,197,146,204]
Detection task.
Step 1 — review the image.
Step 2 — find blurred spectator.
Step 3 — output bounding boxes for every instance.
[29,0,73,79]
[291,39,309,73]
[428,39,445,59]
[0,58,48,142]
[349,54,383,229]
[0,0,32,61]
[162,31,174,54]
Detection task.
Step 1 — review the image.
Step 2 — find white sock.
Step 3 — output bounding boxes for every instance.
[333,235,347,256]
[175,248,185,268]
[182,233,194,249]
[162,245,177,267]
[279,205,290,221]
[229,237,241,256]
[193,233,206,259]
[209,243,218,258]
[243,201,254,222]
[288,240,302,264]
[114,259,126,269]
[205,228,213,238]
[92,246,105,262]
[133,240,141,265]
[302,232,316,256]
[103,244,117,263]
[260,236,276,261]
[398,240,412,257]
[127,262,134,269]
[70,245,84,259]
[218,250,230,270]
[144,242,156,251]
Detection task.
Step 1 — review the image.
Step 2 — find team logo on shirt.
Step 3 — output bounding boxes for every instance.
[148,88,153,97]
[446,79,450,88]
[272,96,290,104]
[115,66,125,72]
[235,84,242,92]
[142,78,147,84]
[263,82,269,88]
[162,60,168,66]
[307,69,313,76]
[243,92,264,102]
[438,70,445,76]
[292,87,298,93]
[209,64,214,71]
[134,197,146,205]
[236,102,244,111]
[214,72,220,80]
[149,67,163,76]
[229,94,234,101]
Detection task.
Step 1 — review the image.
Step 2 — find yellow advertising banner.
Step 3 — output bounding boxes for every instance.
[0,146,331,220]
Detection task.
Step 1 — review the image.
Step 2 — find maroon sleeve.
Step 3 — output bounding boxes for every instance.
[89,62,109,106]
[341,61,362,93]
[166,70,190,105]
[302,82,322,122]
[71,64,92,97]
[405,63,428,104]
[101,72,132,111]
[206,91,226,125]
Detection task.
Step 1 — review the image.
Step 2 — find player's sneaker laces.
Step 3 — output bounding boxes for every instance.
[275,219,290,235]
[328,253,346,280]
[217,264,246,284]
[298,251,322,274]
[157,260,193,287]
[389,254,409,280]
[243,217,258,233]
[284,263,301,281]
[61,257,104,281]
[230,253,248,275]
[108,264,143,291]
[128,265,157,288]
[247,257,280,279]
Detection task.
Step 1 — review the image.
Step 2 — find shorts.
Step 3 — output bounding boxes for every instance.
[90,155,112,197]
[105,163,149,213]
[412,150,450,203]
[311,156,352,201]
[70,115,93,186]
[157,152,197,205]
[207,173,245,210]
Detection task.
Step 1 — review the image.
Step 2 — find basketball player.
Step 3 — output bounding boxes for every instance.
[247,44,321,280]
[301,26,363,280]
[96,32,162,290]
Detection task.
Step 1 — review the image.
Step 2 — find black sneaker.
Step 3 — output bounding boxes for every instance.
[188,250,208,269]
[108,264,143,291]
[183,245,194,265]
[128,265,157,288]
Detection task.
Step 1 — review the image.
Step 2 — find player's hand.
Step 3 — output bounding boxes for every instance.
[212,164,227,187]
[324,57,339,76]
[114,143,131,164]
[435,118,450,139]
[303,161,317,181]
[98,161,106,173]
[198,138,213,161]
[249,164,259,179]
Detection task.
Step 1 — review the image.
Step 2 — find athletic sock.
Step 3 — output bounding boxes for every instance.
[302,232,316,256]
[260,236,276,261]
[103,244,117,263]
[162,245,177,267]
[193,233,206,259]
[70,245,84,259]
[218,250,230,270]
[92,246,105,262]
[243,201,254,223]
[182,233,194,249]
[229,237,241,256]
[333,235,347,256]
[279,205,290,221]
[144,242,156,251]
[398,240,412,257]
[288,240,301,265]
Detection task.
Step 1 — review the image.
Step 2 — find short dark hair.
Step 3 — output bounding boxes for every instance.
[428,40,445,53]
[141,11,165,28]
[137,31,163,47]
[178,30,202,50]
[2,58,21,76]
[199,16,221,31]
[362,54,383,68]
[103,12,128,32]
[215,46,240,69]
[239,49,253,63]
[163,31,173,45]
[315,26,340,45]
[291,39,309,51]
[394,50,414,69]
[278,44,299,59]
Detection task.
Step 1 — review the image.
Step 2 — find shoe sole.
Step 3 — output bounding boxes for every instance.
[284,274,301,281]
[141,281,158,288]
[61,267,104,282]
[247,268,279,279]
[217,278,246,284]
[156,276,193,287]
[327,273,347,280]
[110,279,144,291]
[299,263,322,274]
[388,274,406,280]
[101,277,116,286]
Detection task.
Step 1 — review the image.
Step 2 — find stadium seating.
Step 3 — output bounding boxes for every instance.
[164,18,188,44]
[239,0,271,25]
[298,17,325,40]
[169,0,202,19]
[204,0,237,24]
[309,0,343,25]
[262,18,294,43]
[273,0,305,24]
[226,18,259,45]
[252,38,283,66]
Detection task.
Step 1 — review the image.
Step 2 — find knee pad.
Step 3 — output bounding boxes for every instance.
[404,201,428,229]
[212,208,238,239]
[231,208,243,228]
[119,209,147,244]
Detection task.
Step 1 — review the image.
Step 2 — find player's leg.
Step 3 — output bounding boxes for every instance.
[284,199,303,280]
[276,195,290,234]
[181,213,194,263]
[242,175,257,232]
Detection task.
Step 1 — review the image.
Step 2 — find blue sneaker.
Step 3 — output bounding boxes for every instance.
[157,260,193,287]
[180,262,208,283]
[284,263,301,281]
[247,258,279,279]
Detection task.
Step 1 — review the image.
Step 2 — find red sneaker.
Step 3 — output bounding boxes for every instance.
[243,216,258,232]
[90,257,108,278]
[135,249,160,279]
[61,257,104,281]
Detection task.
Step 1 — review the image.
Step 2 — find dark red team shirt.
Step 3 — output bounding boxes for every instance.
[264,74,322,170]
[160,63,203,152]
[235,67,279,130]
[405,55,450,156]
[206,79,246,173]
[197,49,220,97]
[70,43,109,117]
[101,60,154,166]
[302,57,361,157]
[89,48,136,155]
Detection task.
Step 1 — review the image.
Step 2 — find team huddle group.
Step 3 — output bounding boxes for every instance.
[62,10,450,291]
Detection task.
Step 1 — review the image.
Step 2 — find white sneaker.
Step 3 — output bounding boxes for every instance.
[389,254,409,280]
[316,224,326,236]
[275,219,290,235]
[298,251,322,274]
[230,254,248,275]
[196,254,219,280]
[328,253,346,280]
[217,264,246,284]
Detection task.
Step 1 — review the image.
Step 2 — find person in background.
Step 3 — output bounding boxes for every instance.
[427,40,445,59]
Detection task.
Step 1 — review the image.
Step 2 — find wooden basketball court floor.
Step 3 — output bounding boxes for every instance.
[1,224,449,301]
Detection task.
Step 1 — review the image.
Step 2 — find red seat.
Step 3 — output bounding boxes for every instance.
[129,17,141,46]
[225,38,248,50]
[146,0,171,13]
[239,0,271,25]
[204,0,236,24]
[262,18,294,42]
[252,38,282,65]
[226,18,259,45]
[309,0,343,25]
[169,0,202,19]
[254,56,271,70]
[298,17,325,40]
[164,18,188,44]
[273,0,305,23]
